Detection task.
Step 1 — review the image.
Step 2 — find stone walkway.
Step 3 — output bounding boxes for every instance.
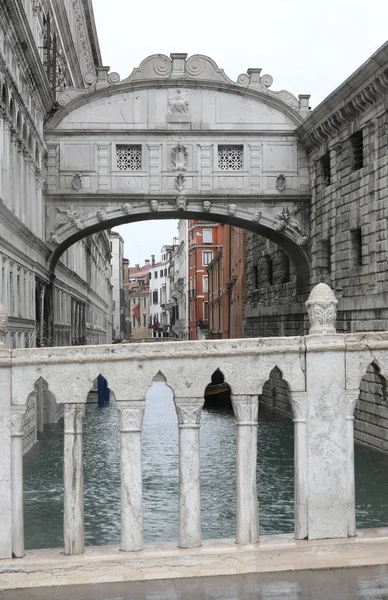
[2,566,388,599]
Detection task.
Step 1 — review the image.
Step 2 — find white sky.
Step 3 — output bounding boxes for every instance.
[92,0,388,264]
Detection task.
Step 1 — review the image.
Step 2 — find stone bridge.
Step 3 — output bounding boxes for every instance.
[2,283,388,584]
[44,53,311,287]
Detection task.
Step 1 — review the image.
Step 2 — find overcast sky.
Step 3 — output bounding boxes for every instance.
[92,0,388,264]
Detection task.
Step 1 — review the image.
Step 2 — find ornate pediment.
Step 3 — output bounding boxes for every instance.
[57,53,307,116]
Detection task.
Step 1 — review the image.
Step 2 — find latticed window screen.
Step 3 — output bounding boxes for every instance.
[116,144,142,170]
[218,145,243,170]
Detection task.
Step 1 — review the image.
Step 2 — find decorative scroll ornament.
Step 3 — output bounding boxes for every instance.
[252,209,262,223]
[150,199,159,212]
[122,203,132,215]
[175,173,186,192]
[168,89,190,115]
[175,402,203,428]
[0,302,8,344]
[228,203,237,216]
[176,196,187,211]
[71,173,83,191]
[202,200,211,213]
[55,205,83,231]
[171,143,188,170]
[96,209,107,222]
[275,173,286,192]
[49,234,62,246]
[305,283,338,335]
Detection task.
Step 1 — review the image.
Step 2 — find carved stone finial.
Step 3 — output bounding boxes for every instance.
[305,283,338,335]
[0,303,8,344]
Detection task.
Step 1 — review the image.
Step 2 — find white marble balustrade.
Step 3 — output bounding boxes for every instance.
[4,284,388,559]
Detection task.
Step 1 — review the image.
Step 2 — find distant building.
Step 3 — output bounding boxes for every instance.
[149,246,174,338]
[208,226,247,339]
[110,231,125,342]
[169,220,189,339]
[124,261,151,339]
[188,221,223,340]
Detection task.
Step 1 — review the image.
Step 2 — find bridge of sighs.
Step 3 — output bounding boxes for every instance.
[44,53,311,287]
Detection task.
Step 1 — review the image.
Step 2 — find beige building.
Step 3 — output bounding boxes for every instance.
[125,261,151,339]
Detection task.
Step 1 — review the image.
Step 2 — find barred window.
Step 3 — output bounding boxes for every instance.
[116,144,142,170]
[218,145,243,171]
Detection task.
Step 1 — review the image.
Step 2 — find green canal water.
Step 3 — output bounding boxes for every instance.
[23,382,388,550]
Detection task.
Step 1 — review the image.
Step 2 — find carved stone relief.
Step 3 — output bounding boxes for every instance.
[171,143,188,170]
[150,199,159,212]
[176,196,187,211]
[203,201,211,213]
[71,173,83,191]
[175,173,186,192]
[276,173,286,192]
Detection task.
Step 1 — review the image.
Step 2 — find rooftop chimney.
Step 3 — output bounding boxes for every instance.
[135,264,139,269]
[145,259,150,264]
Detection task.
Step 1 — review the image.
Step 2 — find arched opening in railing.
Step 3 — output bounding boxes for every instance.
[258,366,294,536]
[83,375,120,547]
[201,368,235,539]
[23,378,63,552]
[354,361,388,530]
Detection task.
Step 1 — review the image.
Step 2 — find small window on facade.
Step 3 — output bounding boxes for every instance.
[203,275,209,292]
[116,144,142,171]
[132,314,136,328]
[321,151,331,186]
[350,131,363,171]
[265,255,273,285]
[153,290,158,304]
[160,269,163,277]
[203,301,209,320]
[203,229,212,243]
[253,264,259,289]
[154,271,158,279]
[143,314,146,327]
[282,253,291,283]
[143,297,147,308]
[164,268,167,276]
[351,228,363,266]
[218,145,243,171]
[203,251,213,266]
[322,239,331,274]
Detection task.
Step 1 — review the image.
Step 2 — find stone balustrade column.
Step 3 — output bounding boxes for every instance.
[116,401,145,551]
[231,395,259,545]
[63,403,86,555]
[11,408,26,558]
[174,398,204,548]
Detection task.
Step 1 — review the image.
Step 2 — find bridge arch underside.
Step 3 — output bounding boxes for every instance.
[49,205,310,291]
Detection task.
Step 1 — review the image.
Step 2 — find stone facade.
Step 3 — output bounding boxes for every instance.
[245,41,388,339]
[0,0,112,351]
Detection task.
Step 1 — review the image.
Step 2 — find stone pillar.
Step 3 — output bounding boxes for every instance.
[231,395,259,544]
[305,283,354,539]
[174,398,204,548]
[11,408,26,557]
[63,403,86,555]
[346,391,358,538]
[291,393,308,540]
[116,401,145,551]
[0,303,12,558]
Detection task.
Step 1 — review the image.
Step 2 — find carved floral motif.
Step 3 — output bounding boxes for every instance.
[232,396,258,424]
[305,283,338,335]
[117,404,145,432]
[175,402,203,427]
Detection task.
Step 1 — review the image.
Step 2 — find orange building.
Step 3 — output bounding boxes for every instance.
[207,225,247,339]
[188,221,223,340]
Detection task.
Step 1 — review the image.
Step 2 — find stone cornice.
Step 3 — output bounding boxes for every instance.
[297,41,388,152]
[1,0,54,112]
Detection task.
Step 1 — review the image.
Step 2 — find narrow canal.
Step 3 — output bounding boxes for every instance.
[23,382,388,549]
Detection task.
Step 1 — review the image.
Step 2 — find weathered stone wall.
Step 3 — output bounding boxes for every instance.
[355,363,388,452]
[244,232,306,338]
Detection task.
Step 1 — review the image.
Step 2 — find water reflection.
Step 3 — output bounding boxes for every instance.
[22,384,388,550]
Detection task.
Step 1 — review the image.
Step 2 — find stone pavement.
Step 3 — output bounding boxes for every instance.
[3,566,388,599]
